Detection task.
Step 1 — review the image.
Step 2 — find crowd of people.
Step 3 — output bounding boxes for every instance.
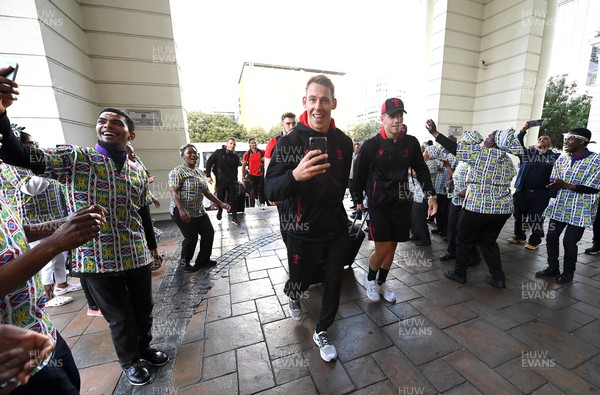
[1,61,599,395]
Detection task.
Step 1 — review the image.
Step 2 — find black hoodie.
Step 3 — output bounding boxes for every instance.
[265,121,353,241]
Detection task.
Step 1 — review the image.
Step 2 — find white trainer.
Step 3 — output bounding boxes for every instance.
[379,282,396,303]
[313,331,337,362]
[288,298,302,321]
[366,280,381,302]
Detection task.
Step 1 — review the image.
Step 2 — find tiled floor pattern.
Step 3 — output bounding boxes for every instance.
[46,204,600,394]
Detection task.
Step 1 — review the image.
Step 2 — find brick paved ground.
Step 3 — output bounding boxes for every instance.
[46,201,600,394]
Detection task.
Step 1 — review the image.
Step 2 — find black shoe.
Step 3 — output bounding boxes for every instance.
[484,275,506,289]
[555,273,573,284]
[440,253,455,261]
[585,245,600,255]
[183,264,199,273]
[444,270,466,284]
[431,229,441,235]
[140,348,169,366]
[123,362,151,386]
[216,210,222,221]
[194,259,218,269]
[535,267,560,278]
[232,218,241,226]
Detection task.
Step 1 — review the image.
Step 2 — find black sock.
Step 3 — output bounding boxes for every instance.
[377,268,389,285]
[367,268,378,281]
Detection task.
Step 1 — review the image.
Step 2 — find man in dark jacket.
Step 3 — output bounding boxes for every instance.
[265,74,352,363]
[508,122,559,250]
[352,98,437,304]
[206,137,242,225]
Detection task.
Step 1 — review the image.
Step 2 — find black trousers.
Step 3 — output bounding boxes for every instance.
[546,219,586,275]
[411,199,430,243]
[80,277,98,310]
[592,206,600,245]
[11,332,80,395]
[447,203,481,263]
[513,189,550,245]
[284,232,349,332]
[446,201,461,255]
[171,207,215,265]
[216,182,238,220]
[435,193,449,235]
[455,210,510,280]
[249,174,265,205]
[86,266,154,367]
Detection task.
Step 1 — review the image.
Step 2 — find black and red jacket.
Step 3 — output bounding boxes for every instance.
[265,115,353,241]
[351,128,435,208]
[205,147,241,187]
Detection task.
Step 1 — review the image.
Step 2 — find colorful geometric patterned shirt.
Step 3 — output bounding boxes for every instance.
[41,145,151,275]
[450,161,470,206]
[544,152,600,227]
[0,164,29,218]
[168,164,209,218]
[409,174,425,203]
[0,197,56,373]
[457,132,516,214]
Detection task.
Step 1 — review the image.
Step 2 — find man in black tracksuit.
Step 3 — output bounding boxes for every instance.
[206,138,242,225]
[352,98,437,304]
[265,75,352,363]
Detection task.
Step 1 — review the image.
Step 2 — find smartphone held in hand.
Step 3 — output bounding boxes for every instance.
[309,136,327,165]
[527,119,543,127]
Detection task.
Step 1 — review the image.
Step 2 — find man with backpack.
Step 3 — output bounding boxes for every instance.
[352,98,437,303]
[242,137,266,208]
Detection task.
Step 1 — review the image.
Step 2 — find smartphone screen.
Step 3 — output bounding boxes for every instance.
[309,136,327,165]
[527,119,543,127]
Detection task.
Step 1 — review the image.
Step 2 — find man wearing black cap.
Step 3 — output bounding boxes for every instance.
[352,98,437,303]
[536,127,600,283]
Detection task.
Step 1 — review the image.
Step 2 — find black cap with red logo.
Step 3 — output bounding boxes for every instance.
[381,98,407,115]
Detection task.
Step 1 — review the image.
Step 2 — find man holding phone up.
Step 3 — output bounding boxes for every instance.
[265,75,352,362]
[352,98,437,303]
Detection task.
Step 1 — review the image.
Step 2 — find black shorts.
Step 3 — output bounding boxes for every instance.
[368,203,412,242]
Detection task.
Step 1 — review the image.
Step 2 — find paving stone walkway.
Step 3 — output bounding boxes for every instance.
[46,202,600,394]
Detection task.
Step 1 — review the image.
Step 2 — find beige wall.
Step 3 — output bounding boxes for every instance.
[0,0,187,218]
[426,0,557,143]
[238,63,354,132]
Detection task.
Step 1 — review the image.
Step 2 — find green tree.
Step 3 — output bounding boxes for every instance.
[246,126,271,144]
[541,75,592,147]
[350,120,380,142]
[187,111,247,143]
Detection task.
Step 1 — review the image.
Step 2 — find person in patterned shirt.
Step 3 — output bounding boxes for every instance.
[535,128,600,283]
[0,96,167,385]
[169,144,230,273]
[427,120,521,289]
[0,176,104,394]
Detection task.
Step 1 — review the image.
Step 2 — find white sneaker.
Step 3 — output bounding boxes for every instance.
[45,295,73,307]
[313,331,337,362]
[288,298,302,321]
[379,282,396,303]
[366,280,381,302]
[54,283,82,296]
